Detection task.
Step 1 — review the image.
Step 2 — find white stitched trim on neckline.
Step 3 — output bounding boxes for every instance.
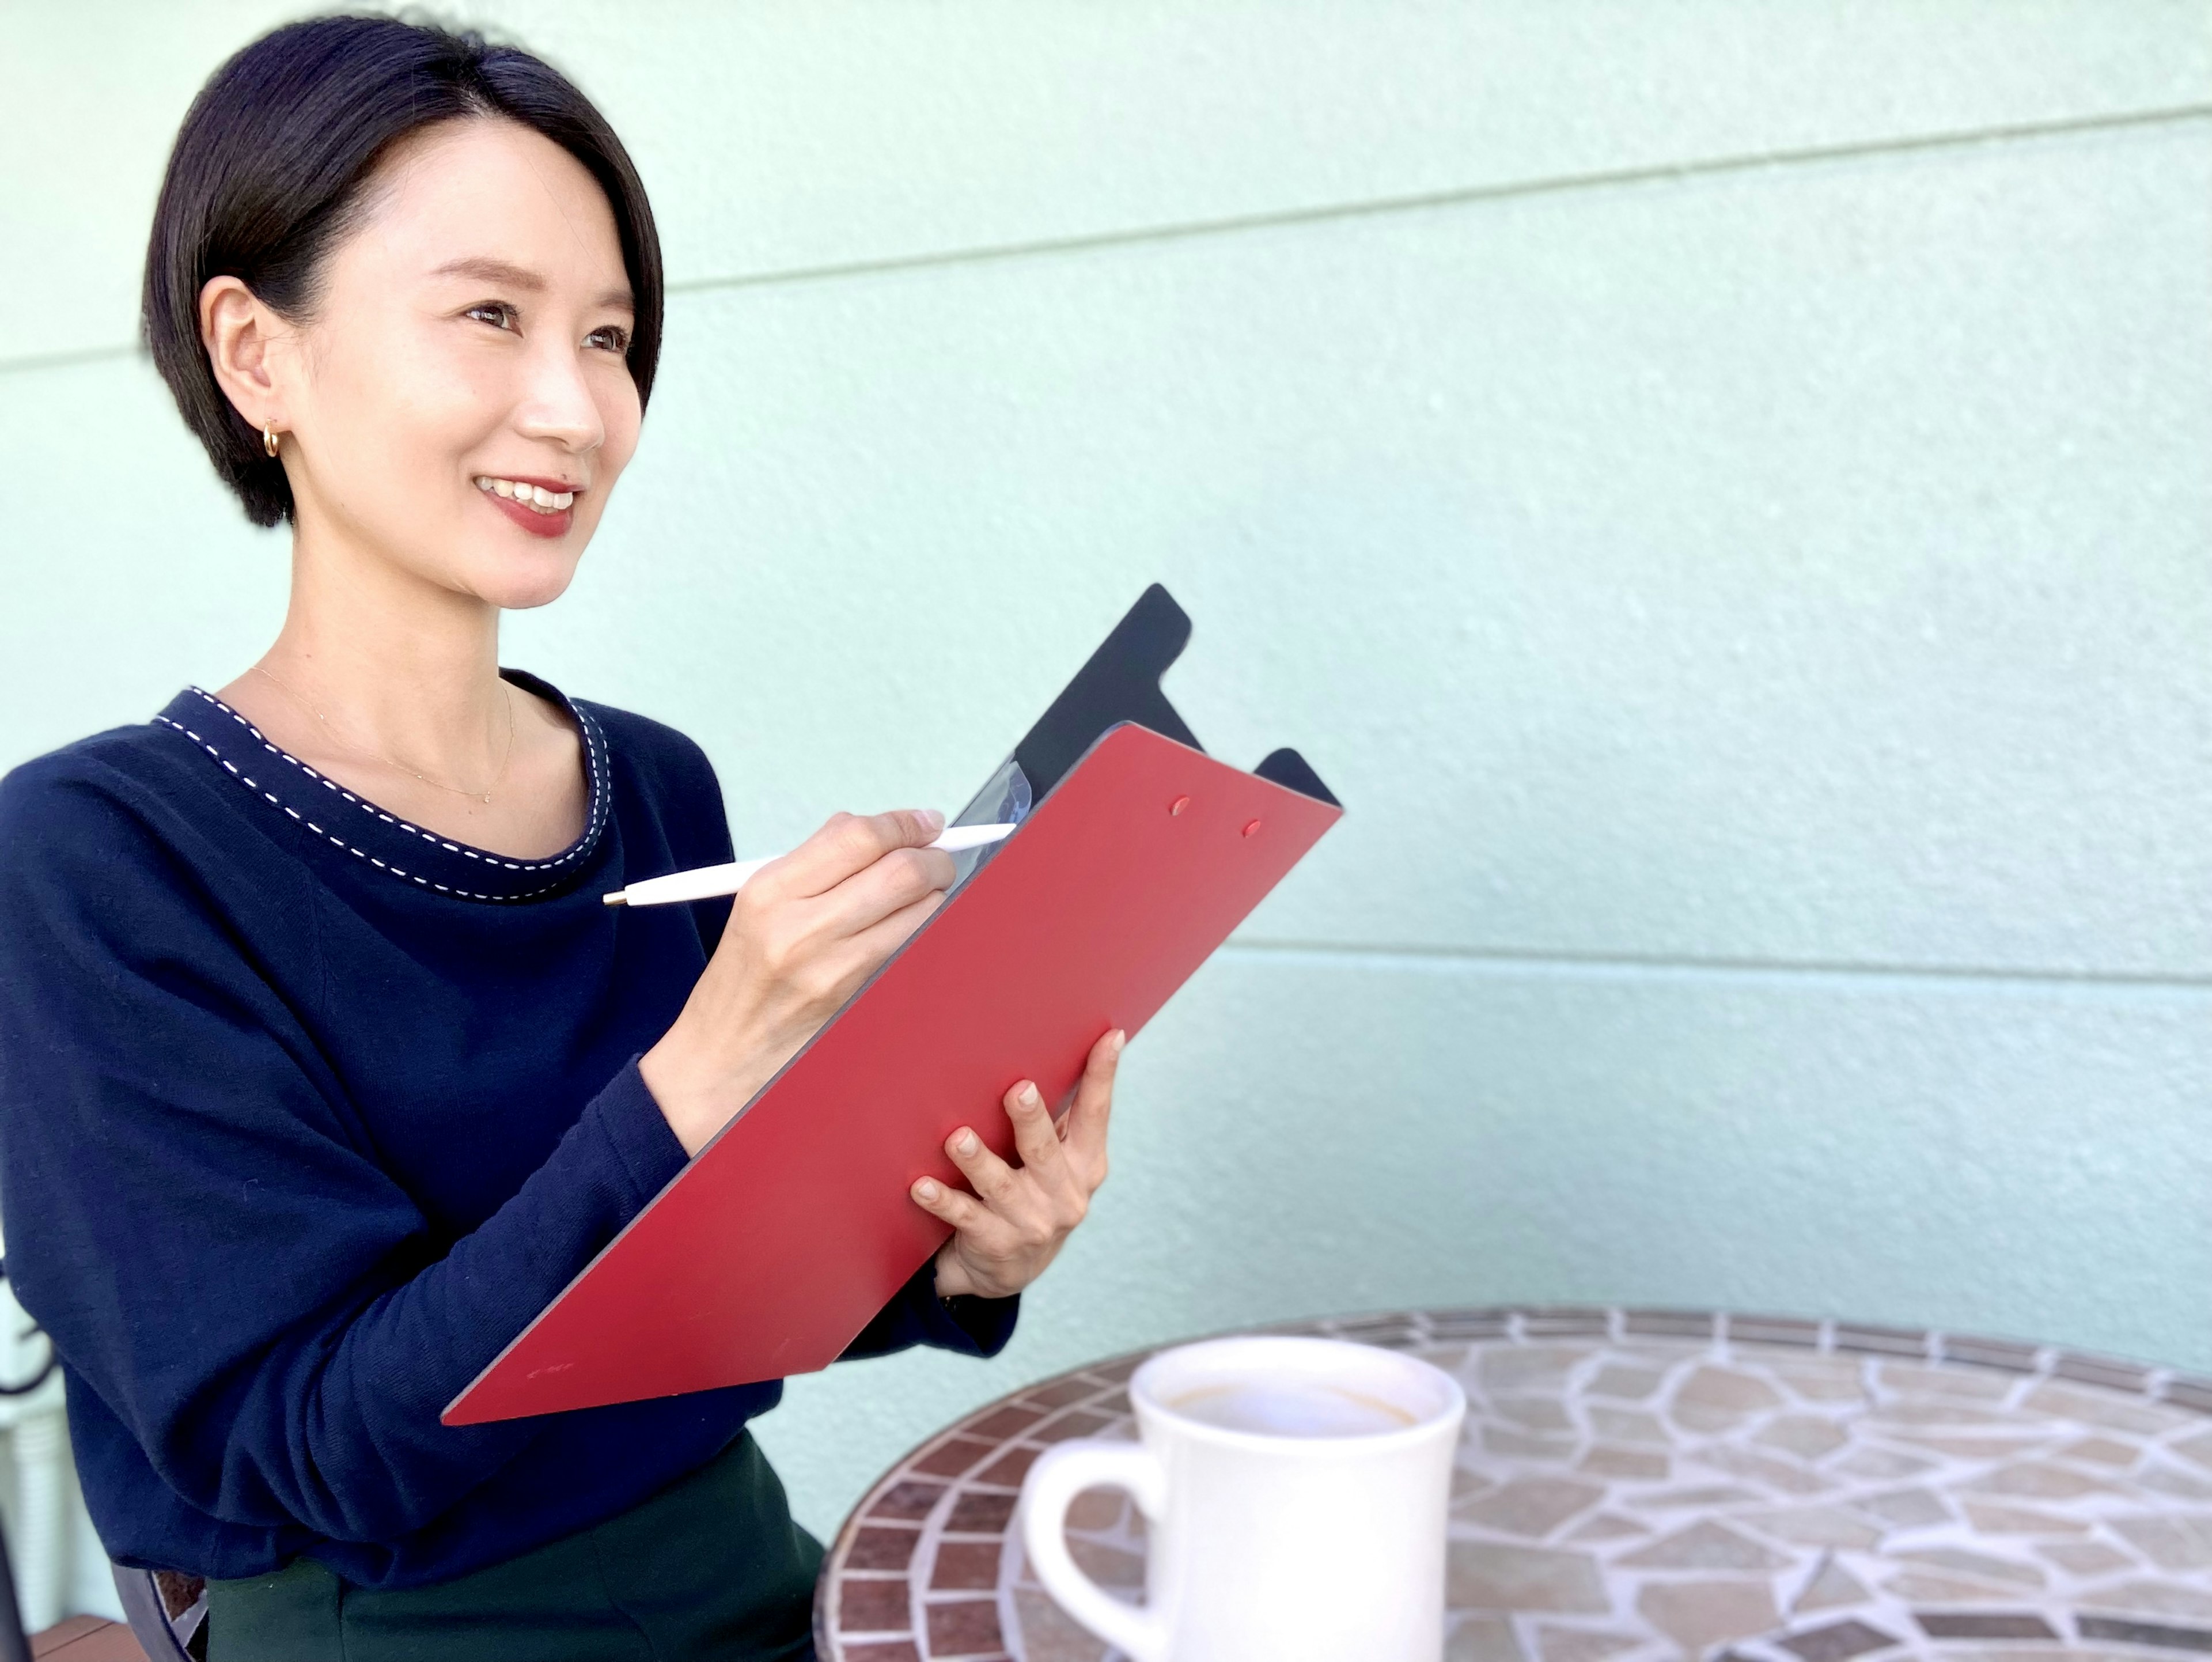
[154,686,609,903]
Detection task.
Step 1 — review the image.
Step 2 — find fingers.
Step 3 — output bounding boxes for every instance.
[942,1084,1090,1230]
[1063,1028,1124,1180]
[770,823,954,952]
[728,822,953,998]
[914,1127,1054,1298]
[913,1058,1116,1301]
[820,843,957,933]
[911,1155,1027,1263]
[774,808,946,898]
[911,1167,1051,1302]
[832,887,947,982]
[909,1173,987,1233]
[1005,1080,1066,1177]
[944,1123,1020,1206]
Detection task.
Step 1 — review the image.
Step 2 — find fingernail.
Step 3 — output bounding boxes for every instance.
[1108,1030,1127,1059]
[1020,1083,1043,1108]
[956,1130,979,1154]
[918,808,946,835]
[915,1178,940,1201]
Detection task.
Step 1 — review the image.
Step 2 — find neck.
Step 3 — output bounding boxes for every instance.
[259,523,509,781]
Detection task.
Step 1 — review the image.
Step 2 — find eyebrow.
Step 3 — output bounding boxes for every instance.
[430,256,632,311]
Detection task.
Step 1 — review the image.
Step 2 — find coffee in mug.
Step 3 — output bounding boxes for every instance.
[1166,1376,1419,1437]
[1019,1334,1466,1662]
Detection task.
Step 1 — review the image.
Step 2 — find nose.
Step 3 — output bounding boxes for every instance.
[512,336,606,456]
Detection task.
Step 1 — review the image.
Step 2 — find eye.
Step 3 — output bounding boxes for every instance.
[586,323,631,354]
[464,301,519,332]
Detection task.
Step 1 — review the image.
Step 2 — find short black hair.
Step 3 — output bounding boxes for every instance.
[143,14,664,528]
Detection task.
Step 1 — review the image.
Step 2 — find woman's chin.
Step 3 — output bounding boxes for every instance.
[450,550,585,613]
[482,569,581,612]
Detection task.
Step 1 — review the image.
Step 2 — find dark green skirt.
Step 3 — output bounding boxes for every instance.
[206,1434,821,1660]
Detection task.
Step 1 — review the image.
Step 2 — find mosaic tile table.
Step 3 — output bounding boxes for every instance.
[815,1307,2212,1662]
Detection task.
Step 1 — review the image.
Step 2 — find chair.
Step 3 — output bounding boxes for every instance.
[0,1516,29,1662]
[111,1566,205,1661]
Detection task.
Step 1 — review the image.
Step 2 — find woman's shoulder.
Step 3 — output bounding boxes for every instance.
[0,711,222,930]
[0,714,196,845]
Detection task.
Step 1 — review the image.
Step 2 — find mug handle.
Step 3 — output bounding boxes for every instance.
[1019,1438,1169,1662]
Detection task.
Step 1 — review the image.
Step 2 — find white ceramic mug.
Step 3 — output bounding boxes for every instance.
[1018,1334,1467,1662]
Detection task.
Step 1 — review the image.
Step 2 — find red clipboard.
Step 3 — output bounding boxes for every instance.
[445,590,1342,1424]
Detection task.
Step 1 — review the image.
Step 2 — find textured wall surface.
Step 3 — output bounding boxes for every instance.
[3,2,2207,1549]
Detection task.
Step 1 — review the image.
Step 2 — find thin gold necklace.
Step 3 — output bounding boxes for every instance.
[253,663,517,804]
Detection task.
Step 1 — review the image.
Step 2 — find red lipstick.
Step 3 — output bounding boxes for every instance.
[478,475,581,540]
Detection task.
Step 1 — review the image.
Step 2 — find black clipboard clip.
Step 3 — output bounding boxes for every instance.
[952,585,1339,857]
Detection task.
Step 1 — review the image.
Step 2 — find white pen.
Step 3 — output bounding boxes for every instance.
[602,823,1019,908]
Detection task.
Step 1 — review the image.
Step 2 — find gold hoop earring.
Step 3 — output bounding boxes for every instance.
[263,425,281,459]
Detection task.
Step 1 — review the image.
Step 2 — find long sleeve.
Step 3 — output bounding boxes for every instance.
[842,1263,1020,1362]
[0,767,689,1547]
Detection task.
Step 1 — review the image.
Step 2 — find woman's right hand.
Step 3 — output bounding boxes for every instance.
[639,808,956,1155]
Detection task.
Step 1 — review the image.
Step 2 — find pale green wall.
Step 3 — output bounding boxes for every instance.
[3,2,2209,1547]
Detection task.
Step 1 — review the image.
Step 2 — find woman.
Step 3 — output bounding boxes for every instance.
[0,16,1115,1659]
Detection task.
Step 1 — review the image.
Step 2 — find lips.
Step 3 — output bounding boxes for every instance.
[486,491,574,538]
[475,474,579,539]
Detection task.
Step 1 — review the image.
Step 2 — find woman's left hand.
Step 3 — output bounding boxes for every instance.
[912,1027,1122,1300]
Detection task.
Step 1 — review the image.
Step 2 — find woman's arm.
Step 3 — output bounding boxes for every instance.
[0,772,685,1543]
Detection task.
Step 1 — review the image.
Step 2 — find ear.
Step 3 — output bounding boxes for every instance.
[199,275,294,436]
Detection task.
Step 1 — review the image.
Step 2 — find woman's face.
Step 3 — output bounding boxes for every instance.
[226,117,642,609]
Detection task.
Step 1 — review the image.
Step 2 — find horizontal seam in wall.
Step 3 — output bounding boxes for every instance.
[660,99,2212,299]
[6,100,2206,380]
[1221,937,2212,997]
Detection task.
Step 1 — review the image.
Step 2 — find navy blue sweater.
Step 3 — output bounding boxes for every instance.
[0,676,1014,1589]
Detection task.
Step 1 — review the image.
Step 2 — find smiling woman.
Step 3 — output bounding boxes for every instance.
[171,86,654,855]
[140,18,663,854]
[0,15,1117,1662]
